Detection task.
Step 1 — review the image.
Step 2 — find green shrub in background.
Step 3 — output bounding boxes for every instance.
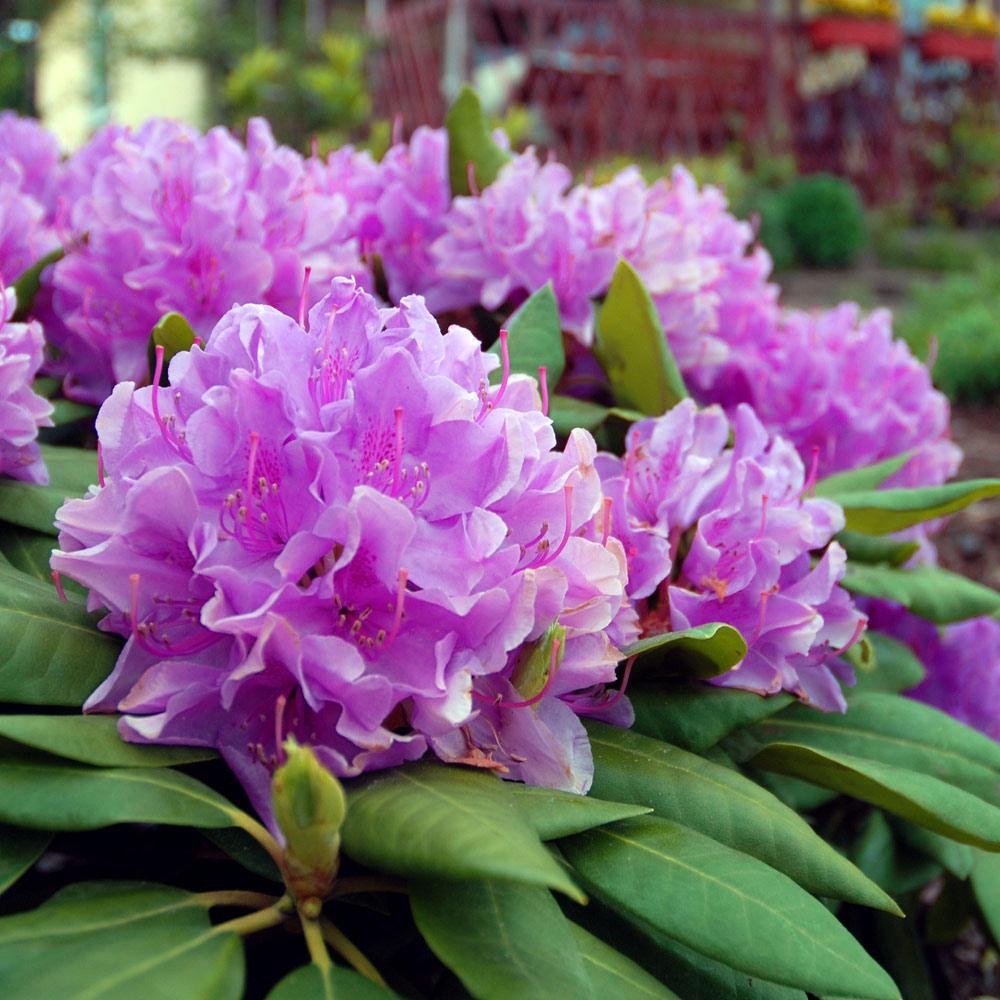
[742,189,798,272]
[896,261,1000,403]
[784,173,868,267]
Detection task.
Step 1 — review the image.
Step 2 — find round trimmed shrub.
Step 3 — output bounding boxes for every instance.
[785,173,867,267]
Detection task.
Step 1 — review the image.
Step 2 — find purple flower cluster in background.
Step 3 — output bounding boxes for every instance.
[599,400,865,711]
[0,290,53,484]
[53,280,635,818]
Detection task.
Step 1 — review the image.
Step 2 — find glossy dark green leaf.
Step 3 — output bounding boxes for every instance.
[561,816,899,999]
[548,395,644,436]
[832,479,1000,535]
[569,923,680,999]
[0,443,97,535]
[267,964,400,999]
[0,824,51,895]
[202,828,282,883]
[11,248,64,320]
[342,763,583,900]
[852,633,925,694]
[972,849,1000,947]
[0,882,243,999]
[842,563,1000,623]
[586,723,898,914]
[893,820,973,879]
[630,683,792,753]
[751,742,1000,850]
[412,878,592,999]
[0,563,119,706]
[500,782,650,840]
[0,759,243,831]
[0,526,55,583]
[594,260,688,416]
[813,452,912,497]
[852,809,942,898]
[836,530,919,567]
[489,283,565,393]
[445,86,511,195]
[0,715,215,768]
[622,624,748,679]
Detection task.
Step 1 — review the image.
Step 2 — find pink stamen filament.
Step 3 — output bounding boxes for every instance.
[801,448,820,500]
[758,494,769,538]
[298,266,312,327]
[387,569,408,645]
[751,585,779,643]
[571,656,636,715]
[97,441,105,488]
[547,484,574,564]
[391,407,404,497]
[472,637,563,710]
[274,694,288,764]
[246,432,261,499]
[601,497,613,547]
[496,329,510,408]
[538,366,549,416]
[51,570,67,603]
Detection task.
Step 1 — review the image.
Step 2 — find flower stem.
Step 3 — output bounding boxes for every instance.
[301,914,332,971]
[213,902,288,937]
[331,876,407,898]
[195,890,281,910]
[320,916,388,987]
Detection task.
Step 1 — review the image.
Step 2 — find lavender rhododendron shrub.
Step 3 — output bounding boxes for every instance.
[599,399,865,710]
[52,279,636,819]
[0,289,53,483]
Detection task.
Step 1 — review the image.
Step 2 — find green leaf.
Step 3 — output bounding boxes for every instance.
[0,563,119,706]
[0,443,97,535]
[836,530,918,567]
[11,248,64,320]
[445,86,512,196]
[852,810,942,897]
[622,624,748,679]
[630,683,792,753]
[489,283,565,393]
[0,882,243,999]
[561,816,900,999]
[342,763,584,901]
[852,633,925,694]
[267,964,401,999]
[893,820,974,879]
[0,759,243,831]
[972,849,1000,947]
[750,742,1000,850]
[737,692,1000,803]
[569,923,681,999]
[0,715,215,768]
[586,722,899,914]
[149,311,197,385]
[33,376,60,399]
[548,395,644,436]
[411,878,592,999]
[814,452,912,497]
[594,260,688,416]
[0,525,55,583]
[510,621,565,699]
[50,398,96,427]
[842,563,1000,623]
[499,783,651,840]
[832,479,1000,535]
[202,828,282,883]
[0,824,51,895]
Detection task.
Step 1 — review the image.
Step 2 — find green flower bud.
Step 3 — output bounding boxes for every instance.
[272,738,347,901]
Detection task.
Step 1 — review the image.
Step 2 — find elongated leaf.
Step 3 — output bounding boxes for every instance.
[0,882,243,999]
[0,715,215,768]
[0,525,55,582]
[586,723,898,914]
[202,828,282,883]
[741,692,1000,803]
[630,683,792,753]
[342,763,583,900]
[852,810,943,898]
[446,86,511,196]
[500,782,651,839]
[12,248,64,320]
[0,563,119,706]
[623,624,747,679]
[0,824,51,895]
[853,633,925,694]
[489,283,565,392]
[893,820,973,879]
[412,879,592,999]
[836,530,918,567]
[833,479,1000,535]
[267,965,400,999]
[595,260,688,416]
[548,395,644,436]
[50,398,96,427]
[814,453,912,497]
[569,923,680,999]
[0,443,97,535]
[561,816,899,999]
[0,759,242,831]
[842,563,1000,623]
[751,743,1000,850]
[972,849,1000,947]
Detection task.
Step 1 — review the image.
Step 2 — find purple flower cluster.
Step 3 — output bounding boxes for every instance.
[52,280,635,818]
[864,600,1000,741]
[47,118,368,404]
[700,302,961,486]
[599,400,865,711]
[0,112,61,284]
[0,290,53,483]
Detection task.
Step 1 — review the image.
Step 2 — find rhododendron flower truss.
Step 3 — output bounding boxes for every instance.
[599,399,866,711]
[52,279,635,823]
